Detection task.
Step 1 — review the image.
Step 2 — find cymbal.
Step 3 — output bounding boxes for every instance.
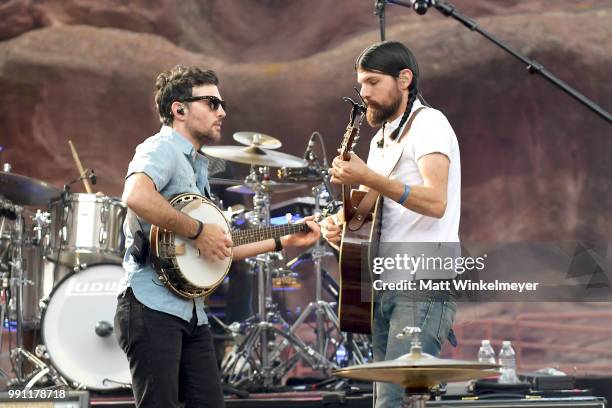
[202,146,307,168]
[226,180,303,195]
[0,171,61,206]
[334,351,499,389]
[233,131,282,149]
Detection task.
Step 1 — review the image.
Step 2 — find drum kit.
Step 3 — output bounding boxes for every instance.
[0,132,498,398]
[0,164,130,391]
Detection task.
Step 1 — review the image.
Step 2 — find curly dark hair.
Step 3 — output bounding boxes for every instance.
[154,65,219,125]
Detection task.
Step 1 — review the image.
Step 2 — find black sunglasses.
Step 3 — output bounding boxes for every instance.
[181,95,227,111]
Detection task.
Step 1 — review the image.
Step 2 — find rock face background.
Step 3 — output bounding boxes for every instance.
[0,0,611,374]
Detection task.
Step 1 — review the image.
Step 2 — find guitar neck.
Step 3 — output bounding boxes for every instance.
[231,223,309,247]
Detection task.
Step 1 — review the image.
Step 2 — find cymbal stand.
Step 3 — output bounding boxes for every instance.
[397,327,430,408]
[7,205,52,386]
[281,184,369,371]
[221,165,329,388]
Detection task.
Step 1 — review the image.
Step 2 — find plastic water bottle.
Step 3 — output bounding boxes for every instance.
[477,339,496,364]
[498,340,519,384]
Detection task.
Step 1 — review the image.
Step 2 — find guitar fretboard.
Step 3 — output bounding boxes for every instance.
[231,223,309,247]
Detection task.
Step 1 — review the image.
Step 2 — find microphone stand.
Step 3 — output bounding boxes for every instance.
[374,0,386,41]
[386,0,611,123]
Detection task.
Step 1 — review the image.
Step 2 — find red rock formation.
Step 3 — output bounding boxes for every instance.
[1,2,609,242]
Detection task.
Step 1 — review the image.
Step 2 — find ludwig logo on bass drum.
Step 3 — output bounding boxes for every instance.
[66,279,119,296]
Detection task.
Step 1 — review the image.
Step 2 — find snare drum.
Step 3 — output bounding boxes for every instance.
[46,194,126,268]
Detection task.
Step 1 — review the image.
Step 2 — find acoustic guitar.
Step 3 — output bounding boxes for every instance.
[336,99,381,335]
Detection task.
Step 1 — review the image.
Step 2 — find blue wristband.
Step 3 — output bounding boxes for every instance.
[397,184,411,205]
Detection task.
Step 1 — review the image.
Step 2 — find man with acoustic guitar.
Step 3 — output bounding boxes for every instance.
[115,65,320,408]
[323,41,460,408]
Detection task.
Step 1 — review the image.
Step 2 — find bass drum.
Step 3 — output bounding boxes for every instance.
[41,264,131,390]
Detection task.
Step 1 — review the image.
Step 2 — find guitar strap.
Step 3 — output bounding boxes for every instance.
[347,107,426,231]
[127,209,149,264]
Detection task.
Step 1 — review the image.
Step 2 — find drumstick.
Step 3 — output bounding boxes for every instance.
[68,140,93,194]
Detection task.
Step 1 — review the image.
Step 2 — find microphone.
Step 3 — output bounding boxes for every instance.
[411,0,431,15]
[287,251,313,269]
[303,131,319,160]
[385,0,432,14]
[89,169,97,185]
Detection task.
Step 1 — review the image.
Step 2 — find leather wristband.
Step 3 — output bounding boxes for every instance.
[274,237,283,252]
[189,220,204,240]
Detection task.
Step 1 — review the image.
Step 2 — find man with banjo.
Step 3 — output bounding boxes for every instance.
[115,65,320,408]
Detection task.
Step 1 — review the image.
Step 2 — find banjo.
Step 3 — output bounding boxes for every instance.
[150,193,310,299]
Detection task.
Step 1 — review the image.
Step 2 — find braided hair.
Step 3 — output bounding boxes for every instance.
[356,41,426,141]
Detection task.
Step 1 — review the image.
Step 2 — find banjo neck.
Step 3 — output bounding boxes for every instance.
[231,223,309,247]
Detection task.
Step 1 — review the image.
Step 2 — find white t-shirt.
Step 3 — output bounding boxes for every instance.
[366,99,461,244]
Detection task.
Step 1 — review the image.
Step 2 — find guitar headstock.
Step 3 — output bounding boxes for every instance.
[340,96,366,161]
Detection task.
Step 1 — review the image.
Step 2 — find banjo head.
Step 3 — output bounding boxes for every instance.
[152,194,232,298]
[175,198,232,289]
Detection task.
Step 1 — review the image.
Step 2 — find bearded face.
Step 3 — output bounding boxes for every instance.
[365,85,403,127]
[357,69,406,127]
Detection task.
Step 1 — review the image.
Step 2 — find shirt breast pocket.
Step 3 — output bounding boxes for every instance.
[168,165,197,195]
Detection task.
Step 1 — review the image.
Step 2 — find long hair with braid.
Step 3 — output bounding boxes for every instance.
[356,41,426,141]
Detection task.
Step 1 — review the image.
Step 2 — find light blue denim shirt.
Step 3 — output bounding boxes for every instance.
[120,126,211,325]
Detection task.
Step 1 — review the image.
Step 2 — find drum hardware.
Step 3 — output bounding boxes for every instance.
[233,131,282,150]
[94,320,114,338]
[31,210,50,247]
[276,182,370,370]
[271,269,301,291]
[226,180,302,195]
[209,177,245,186]
[277,165,325,183]
[64,168,97,193]
[5,203,49,384]
[335,327,499,408]
[10,347,64,390]
[278,132,368,369]
[220,164,330,388]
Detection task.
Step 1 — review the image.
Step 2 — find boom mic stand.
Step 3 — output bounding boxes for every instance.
[385,0,611,123]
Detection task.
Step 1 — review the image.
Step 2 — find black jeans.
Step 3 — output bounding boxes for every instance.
[114,288,225,408]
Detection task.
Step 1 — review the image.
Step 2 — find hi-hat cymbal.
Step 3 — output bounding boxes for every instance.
[0,171,61,206]
[334,351,499,389]
[226,180,302,195]
[202,146,307,168]
[233,132,282,149]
